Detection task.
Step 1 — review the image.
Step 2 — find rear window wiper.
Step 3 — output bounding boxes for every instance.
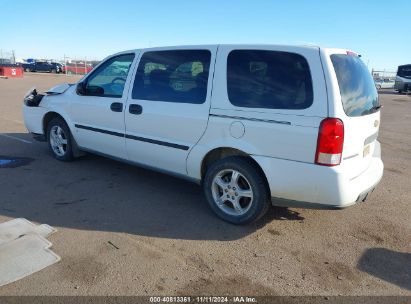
[362,105,382,115]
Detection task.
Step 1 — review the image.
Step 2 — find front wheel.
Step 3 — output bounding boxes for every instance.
[47,117,73,161]
[203,156,270,224]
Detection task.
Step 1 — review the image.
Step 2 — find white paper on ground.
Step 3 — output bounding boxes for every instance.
[0,218,57,245]
[0,233,61,286]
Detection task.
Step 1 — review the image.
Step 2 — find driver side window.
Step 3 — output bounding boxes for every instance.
[86,53,135,98]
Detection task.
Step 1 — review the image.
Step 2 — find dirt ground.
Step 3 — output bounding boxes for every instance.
[0,73,410,296]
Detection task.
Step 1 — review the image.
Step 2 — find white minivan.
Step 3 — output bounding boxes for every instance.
[23,45,384,224]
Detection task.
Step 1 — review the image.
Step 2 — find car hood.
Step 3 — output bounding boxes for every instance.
[45,83,73,95]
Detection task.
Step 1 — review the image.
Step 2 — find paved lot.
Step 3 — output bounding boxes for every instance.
[0,74,410,296]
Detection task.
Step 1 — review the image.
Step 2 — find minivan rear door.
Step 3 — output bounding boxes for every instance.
[124,46,217,175]
[322,49,381,179]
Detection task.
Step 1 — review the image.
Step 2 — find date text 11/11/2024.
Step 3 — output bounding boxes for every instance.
[149,296,257,303]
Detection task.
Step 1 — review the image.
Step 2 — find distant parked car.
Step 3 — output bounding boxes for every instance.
[394,64,411,93]
[52,62,65,73]
[374,78,395,90]
[22,61,64,73]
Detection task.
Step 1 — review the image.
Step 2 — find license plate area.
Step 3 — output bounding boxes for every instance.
[363,132,378,158]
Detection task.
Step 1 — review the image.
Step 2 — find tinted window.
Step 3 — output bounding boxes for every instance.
[132,50,211,104]
[331,54,379,117]
[86,54,135,98]
[397,65,411,79]
[227,50,313,109]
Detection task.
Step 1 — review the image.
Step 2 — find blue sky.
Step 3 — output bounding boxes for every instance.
[1,0,409,70]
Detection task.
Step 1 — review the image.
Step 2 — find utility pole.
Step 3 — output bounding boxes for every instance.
[64,54,67,75]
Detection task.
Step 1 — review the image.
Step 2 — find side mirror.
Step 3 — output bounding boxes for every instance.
[76,82,87,95]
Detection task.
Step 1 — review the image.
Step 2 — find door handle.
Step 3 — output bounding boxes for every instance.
[129,104,143,115]
[110,102,123,112]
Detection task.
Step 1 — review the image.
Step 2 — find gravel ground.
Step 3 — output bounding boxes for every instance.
[0,74,410,296]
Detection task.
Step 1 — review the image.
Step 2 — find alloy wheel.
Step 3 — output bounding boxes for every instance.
[49,125,68,157]
[211,169,254,216]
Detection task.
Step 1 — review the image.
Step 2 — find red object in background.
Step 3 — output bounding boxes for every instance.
[65,65,93,75]
[0,66,24,78]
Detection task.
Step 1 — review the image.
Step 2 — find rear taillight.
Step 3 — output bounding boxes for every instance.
[315,118,344,166]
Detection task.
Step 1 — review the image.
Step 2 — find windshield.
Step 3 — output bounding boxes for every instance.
[397,65,411,79]
[331,54,379,117]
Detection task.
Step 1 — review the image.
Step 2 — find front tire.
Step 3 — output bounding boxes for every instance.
[203,156,270,224]
[47,117,73,161]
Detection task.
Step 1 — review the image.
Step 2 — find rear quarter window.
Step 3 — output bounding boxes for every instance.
[331,54,379,117]
[227,50,313,110]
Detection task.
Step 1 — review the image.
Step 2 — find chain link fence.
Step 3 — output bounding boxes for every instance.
[62,56,100,75]
[371,69,396,81]
[3,49,403,82]
[9,53,100,75]
[0,49,16,65]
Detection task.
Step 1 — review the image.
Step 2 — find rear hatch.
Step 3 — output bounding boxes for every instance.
[330,53,381,179]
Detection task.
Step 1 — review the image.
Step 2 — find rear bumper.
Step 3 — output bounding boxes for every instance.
[395,81,411,91]
[270,176,381,209]
[253,142,384,209]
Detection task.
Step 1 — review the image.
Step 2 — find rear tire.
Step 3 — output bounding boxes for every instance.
[46,117,73,161]
[203,156,270,225]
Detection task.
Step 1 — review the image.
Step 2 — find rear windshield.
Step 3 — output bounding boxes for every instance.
[331,54,379,117]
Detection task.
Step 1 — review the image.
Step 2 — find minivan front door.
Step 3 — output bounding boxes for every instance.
[68,53,136,159]
[124,47,217,175]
